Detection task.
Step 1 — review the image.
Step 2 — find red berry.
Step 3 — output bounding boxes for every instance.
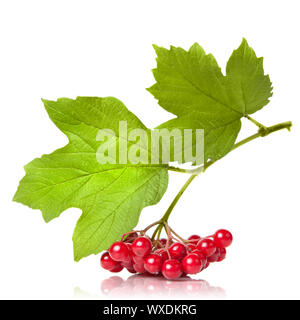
[133,263,146,274]
[207,247,220,262]
[125,243,134,263]
[187,243,196,251]
[124,232,138,243]
[132,237,152,257]
[214,229,233,248]
[110,263,124,273]
[109,241,129,262]
[100,252,120,270]
[217,248,226,262]
[121,260,131,268]
[191,249,207,266]
[125,266,137,274]
[154,249,169,262]
[202,260,210,270]
[132,254,145,265]
[121,255,134,269]
[188,235,201,242]
[162,259,183,280]
[144,254,163,274]
[159,238,167,246]
[182,254,202,274]
[169,243,187,260]
[181,272,188,278]
[196,238,216,257]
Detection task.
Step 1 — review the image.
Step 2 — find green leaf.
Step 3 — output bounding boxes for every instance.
[148,39,272,162]
[13,97,168,261]
[226,38,273,115]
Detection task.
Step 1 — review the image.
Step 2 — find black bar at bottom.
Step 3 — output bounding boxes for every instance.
[0,300,297,319]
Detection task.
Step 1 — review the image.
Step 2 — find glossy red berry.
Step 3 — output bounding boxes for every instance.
[132,254,145,265]
[133,263,146,274]
[125,265,137,274]
[144,254,163,274]
[124,232,138,243]
[109,241,129,262]
[191,249,207,266]
[202,260,210,270]
[102,225,232,277]
[162,259,183,280]
[110,263,124,273]
[187,243,197,251]
[121,259,131,268]
[100,252,120,270]
[182,254,202,274]
[214,229,233,248]
[121,253,134,269]
[159,238,167,246]
[188,235,201,242]
[125,243,134,263]
[217,247,226,262]
[154,249,169,262]
[207,247,220,262]
[169,242,187,260]
[196,238,216,257]
[132,237,152,257]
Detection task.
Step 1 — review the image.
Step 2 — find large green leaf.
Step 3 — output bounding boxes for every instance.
[14,97,168,261]
[148,38,272,162]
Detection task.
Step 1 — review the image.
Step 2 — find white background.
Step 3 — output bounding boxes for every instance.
[0,0,299,299]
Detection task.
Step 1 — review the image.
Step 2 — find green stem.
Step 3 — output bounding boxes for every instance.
[245,114,267,129]
[151,175,198,240]
[161,174,197,223]
[156,119,292,230]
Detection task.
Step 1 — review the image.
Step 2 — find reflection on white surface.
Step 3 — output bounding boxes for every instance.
[98,274,225,299]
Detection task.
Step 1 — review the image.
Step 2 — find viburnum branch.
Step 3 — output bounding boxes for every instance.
[13,40,293,265]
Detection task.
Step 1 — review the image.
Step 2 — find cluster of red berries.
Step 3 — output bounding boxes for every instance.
[100,229,232,280]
